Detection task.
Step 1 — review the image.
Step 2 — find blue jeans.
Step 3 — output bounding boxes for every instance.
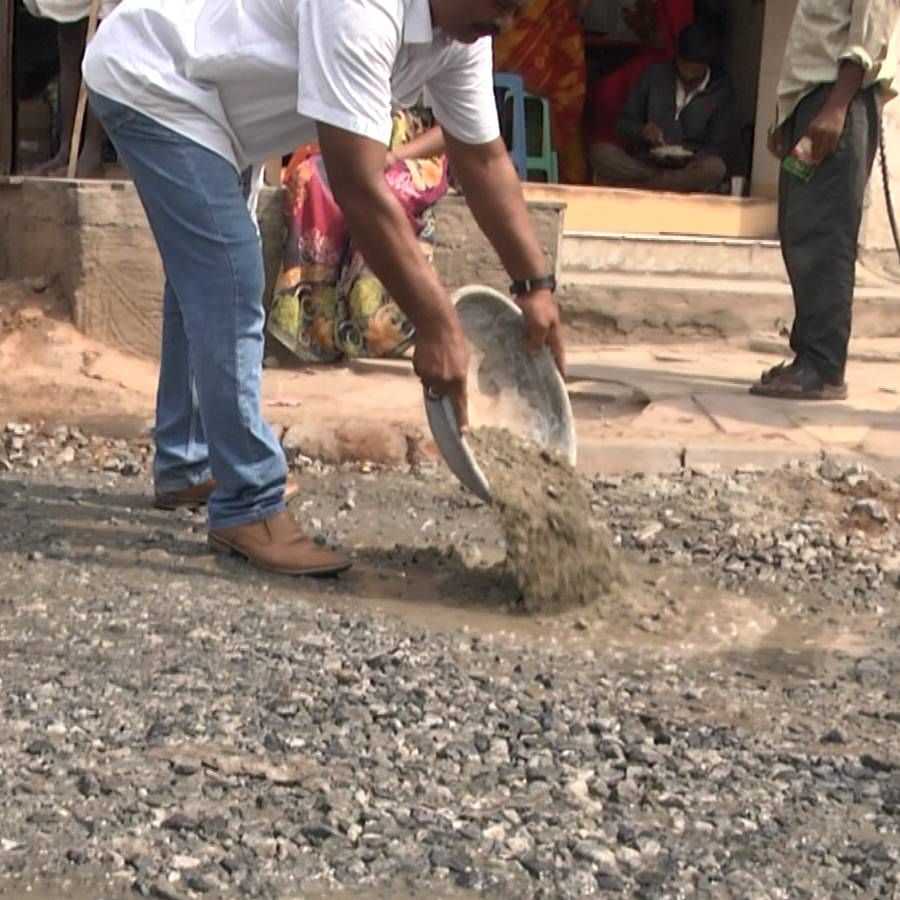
[89,91,287,530]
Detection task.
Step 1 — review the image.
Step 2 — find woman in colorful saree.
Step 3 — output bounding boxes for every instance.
[492,0,592,185]
[268,108,448,362]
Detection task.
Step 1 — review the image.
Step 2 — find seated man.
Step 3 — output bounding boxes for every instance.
[590,23,734,193]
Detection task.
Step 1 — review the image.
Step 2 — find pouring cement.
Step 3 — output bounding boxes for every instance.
[468,427,627,614]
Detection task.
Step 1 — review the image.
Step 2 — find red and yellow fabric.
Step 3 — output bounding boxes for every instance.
[493,0,588,185]
[268,109,448,362]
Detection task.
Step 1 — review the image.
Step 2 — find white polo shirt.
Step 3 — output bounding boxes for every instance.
[83,0,500,170]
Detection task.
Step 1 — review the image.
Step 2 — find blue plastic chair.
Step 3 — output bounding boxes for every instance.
[493,72,528,180]
[524,91,558,183]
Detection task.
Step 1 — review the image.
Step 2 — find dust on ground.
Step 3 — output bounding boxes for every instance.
[0,277,156,432]
[0,878,471,900]
[468,426,625,614]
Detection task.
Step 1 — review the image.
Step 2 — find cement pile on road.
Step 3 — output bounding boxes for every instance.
[468,427,626,613]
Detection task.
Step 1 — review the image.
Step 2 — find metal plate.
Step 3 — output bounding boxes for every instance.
[423,285,577,500]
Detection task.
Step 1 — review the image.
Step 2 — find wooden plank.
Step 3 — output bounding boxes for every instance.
[0,0,14,175]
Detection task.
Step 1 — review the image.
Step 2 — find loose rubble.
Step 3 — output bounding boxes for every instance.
[0,422,899,899]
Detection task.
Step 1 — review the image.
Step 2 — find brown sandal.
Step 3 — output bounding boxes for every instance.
[750,359,847,400]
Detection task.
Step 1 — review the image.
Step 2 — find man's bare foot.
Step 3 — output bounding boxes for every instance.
[29,148,70,177]
[27,151,106,179]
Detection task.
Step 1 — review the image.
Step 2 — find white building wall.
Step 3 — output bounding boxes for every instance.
[860,99,900,255]
[750,0,798,199]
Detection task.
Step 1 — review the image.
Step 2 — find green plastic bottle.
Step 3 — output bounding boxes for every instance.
[782,137,817,182]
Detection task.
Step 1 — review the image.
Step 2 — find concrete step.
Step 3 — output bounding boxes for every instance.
[558,230,900,341]
[562,232,786,281]
[561,231,895,288]
[558,272,900,342]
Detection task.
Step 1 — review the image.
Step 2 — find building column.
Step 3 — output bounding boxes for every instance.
[750,0,798,201]
[860,100,900,270]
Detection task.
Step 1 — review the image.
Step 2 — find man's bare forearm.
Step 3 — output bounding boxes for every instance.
[325,163,453,338]
[804,59,865,161]
[442,133,566,374]
[825,60,865,114]
[317,121,470,427]
[444,135,550,281]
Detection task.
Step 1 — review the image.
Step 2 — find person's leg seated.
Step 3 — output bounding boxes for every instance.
[90,91,348,575]
[656,154,726,193]
[589,141,656,187]
[75,107,107,178]
[33,19,87,175]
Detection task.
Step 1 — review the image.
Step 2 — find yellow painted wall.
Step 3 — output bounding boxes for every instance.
[523,183,778,239]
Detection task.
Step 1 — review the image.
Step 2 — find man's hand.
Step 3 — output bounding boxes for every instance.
[802,59,863,164]
[317,123,470,433]
[517,288,566,375]
[641,122,664,146]
[805,102,847,164]
[414,311,470,432]
[440,133,567,382]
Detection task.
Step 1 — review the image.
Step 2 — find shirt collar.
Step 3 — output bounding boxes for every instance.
[682,67,711,98]
[403,0,435,44]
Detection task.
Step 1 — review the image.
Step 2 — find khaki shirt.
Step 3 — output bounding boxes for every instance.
[777,0,900,124]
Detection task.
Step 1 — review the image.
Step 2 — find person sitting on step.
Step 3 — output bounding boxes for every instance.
[589,23,734,194]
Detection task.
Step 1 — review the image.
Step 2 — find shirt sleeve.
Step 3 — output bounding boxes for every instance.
[423,37,500,145]
[841,0,900,86]
[617,66,651,145]
[700,81,735,159]
[296,0,399,145]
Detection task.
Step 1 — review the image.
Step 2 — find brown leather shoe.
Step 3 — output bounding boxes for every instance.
[155,475,300,510]
[208,509,351,577]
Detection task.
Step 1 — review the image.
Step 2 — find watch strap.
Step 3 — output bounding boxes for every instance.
[509,274,557,296]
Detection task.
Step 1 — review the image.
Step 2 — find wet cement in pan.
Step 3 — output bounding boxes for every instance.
[468,426,627,614]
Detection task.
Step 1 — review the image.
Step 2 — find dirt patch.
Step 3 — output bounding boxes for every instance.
[0,277,430,459]
[468,426,626,614]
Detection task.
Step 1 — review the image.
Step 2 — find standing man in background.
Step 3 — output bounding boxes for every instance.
[751,0,900,400]
[589,23,734,193]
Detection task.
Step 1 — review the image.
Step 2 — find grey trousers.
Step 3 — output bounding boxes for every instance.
[590,141,727,193]
[779,84,880,382]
